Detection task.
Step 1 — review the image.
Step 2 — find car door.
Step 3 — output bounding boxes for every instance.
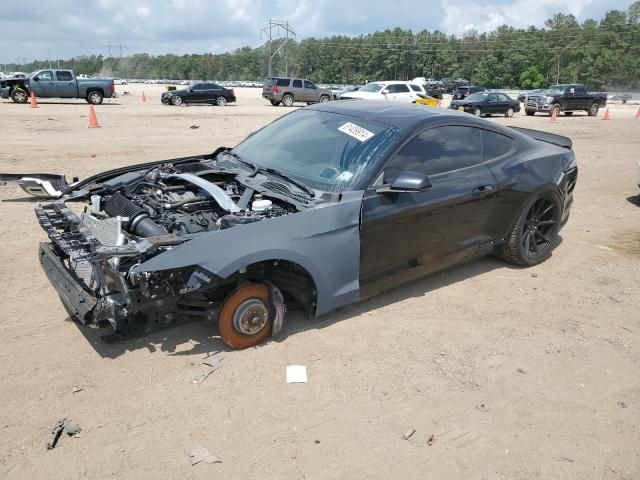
[495,93,511,114]
[30,70,55,97]
[54,70,76,98]
[198,84,217,103]
[359,125,498,297]
[303,80,318,102]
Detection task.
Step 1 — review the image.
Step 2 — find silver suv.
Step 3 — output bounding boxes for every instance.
[262,77,332,106]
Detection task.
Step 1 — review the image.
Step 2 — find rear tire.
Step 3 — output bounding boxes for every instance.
[564,111,573,116]
[474,107,482,117]
[10,88,28,103]
[216,96,227,106]
[282,94,294,107]
[86,91,104,105]
[270,100,281,106]
[496,190,562,267]
[218,284,273,349]
[505,107,515,118]
[587,103,599,116]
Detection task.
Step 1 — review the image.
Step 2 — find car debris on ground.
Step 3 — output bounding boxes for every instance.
[193,355,224,384]
[286,365,308,383]
[402,428,416,440]
[185,442,221,465]
[0,173,76,199]
[46,418,81,449]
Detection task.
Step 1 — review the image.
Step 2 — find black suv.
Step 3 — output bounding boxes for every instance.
[453,85,489,100]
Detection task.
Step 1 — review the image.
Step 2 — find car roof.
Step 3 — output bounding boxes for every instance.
[366,80,418,85]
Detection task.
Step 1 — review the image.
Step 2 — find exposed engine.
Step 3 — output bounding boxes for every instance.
[84,164,296,242]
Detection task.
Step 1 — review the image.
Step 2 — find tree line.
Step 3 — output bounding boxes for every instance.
[4,3,639,90]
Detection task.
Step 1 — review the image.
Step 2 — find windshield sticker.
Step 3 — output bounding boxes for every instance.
[336,171,354,182]
[338,122,375,142]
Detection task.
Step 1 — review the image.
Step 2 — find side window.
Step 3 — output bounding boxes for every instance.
[409,84,421,92]
[575,85,586,94]
[293,79,302,88]
[481,130,514,161]
[497,93,509,101]
[192,84,203,91]
[487,93,498,102]
[211,84,221,89]
[304,80,316,89]
[394,84,410,93]
[384,126,482,182]
[276,78,290,87]
[55,71,73,81]
[38,71,53,81]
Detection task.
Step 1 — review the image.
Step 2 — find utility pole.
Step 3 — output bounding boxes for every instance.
[260,19,295,77]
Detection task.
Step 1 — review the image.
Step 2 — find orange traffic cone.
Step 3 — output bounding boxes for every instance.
[141,91,147,102]
[29,91,38,108]
[549,108,557,123]
[601,107,610,120]
[88,104,100,128]
[634,106,640,118]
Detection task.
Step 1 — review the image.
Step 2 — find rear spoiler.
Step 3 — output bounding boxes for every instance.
[510,127,572,149]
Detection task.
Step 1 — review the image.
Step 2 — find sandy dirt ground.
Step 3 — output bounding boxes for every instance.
[0,85,639,479]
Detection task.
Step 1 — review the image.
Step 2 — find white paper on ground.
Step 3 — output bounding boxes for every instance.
[286,365,308,383]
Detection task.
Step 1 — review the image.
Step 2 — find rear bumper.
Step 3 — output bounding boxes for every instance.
[0,87,9,98]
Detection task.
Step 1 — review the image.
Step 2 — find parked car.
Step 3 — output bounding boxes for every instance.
[608,92,632,104]
[333,85,360,100]
[524,84,607,117]
[449,91,521,117]
[35,101,577,349]
[161,83,236,106]
[340,81,423,103]
[454,77,470,86]
[113,78,128,85]
[0,69,115,104]
[453,85,489,100]
[262,77,332,106]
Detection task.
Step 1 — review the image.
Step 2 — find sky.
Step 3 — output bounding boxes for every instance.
[0,0,633,63]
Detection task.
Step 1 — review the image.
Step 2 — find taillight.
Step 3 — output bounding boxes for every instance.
[273,85,279,94]
[111,82,115,93]
[230,89,234,96]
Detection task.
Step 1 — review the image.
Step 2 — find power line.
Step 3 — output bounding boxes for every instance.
[260,19,295,77]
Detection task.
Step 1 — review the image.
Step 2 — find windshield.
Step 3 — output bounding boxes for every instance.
[231,110,397,193]
[466,92,489,102]
[359,82,385,93]
[546,86,567,94]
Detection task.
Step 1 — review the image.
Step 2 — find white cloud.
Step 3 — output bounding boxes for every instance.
[440,0,594,35]
[136,6,151,17]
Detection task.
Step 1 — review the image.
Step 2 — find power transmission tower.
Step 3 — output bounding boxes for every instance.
[260,19,295,77]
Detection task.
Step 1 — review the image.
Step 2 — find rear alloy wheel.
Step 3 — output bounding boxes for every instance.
[87,91,104,105]
[474,107,482,117]
[171,95,183,106]
[282,94,294,107]
[497,191,562,266]
[588,103,599,116]
[218,283,274,349]
[216,96,227,106]
[11,89,28,103]
[505,107,515,118]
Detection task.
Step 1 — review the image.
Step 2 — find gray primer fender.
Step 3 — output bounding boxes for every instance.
[132,191,364,316]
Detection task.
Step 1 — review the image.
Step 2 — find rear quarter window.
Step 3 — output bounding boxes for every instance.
[276,78,290,87]
[481,130,515,161]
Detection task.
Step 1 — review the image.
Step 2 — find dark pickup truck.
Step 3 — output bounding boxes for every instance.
[0,69,115,105]
[524,84,607,117]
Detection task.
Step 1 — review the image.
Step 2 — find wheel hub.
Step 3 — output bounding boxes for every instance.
[233,298,269,335]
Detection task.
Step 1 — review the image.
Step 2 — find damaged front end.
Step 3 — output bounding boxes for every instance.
[35,154,302,340]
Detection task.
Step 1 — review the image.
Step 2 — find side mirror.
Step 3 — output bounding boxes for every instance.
[32,76,39,81]
[382,89,390,94]
[379,171,433,193]
[569,88,575,95]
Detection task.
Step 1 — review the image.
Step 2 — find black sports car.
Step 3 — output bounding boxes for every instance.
[36,101,577,349]
[161,83,236,106]
[449,91,521,117]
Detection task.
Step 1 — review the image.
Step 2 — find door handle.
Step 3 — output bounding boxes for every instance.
[472,185,494,195]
